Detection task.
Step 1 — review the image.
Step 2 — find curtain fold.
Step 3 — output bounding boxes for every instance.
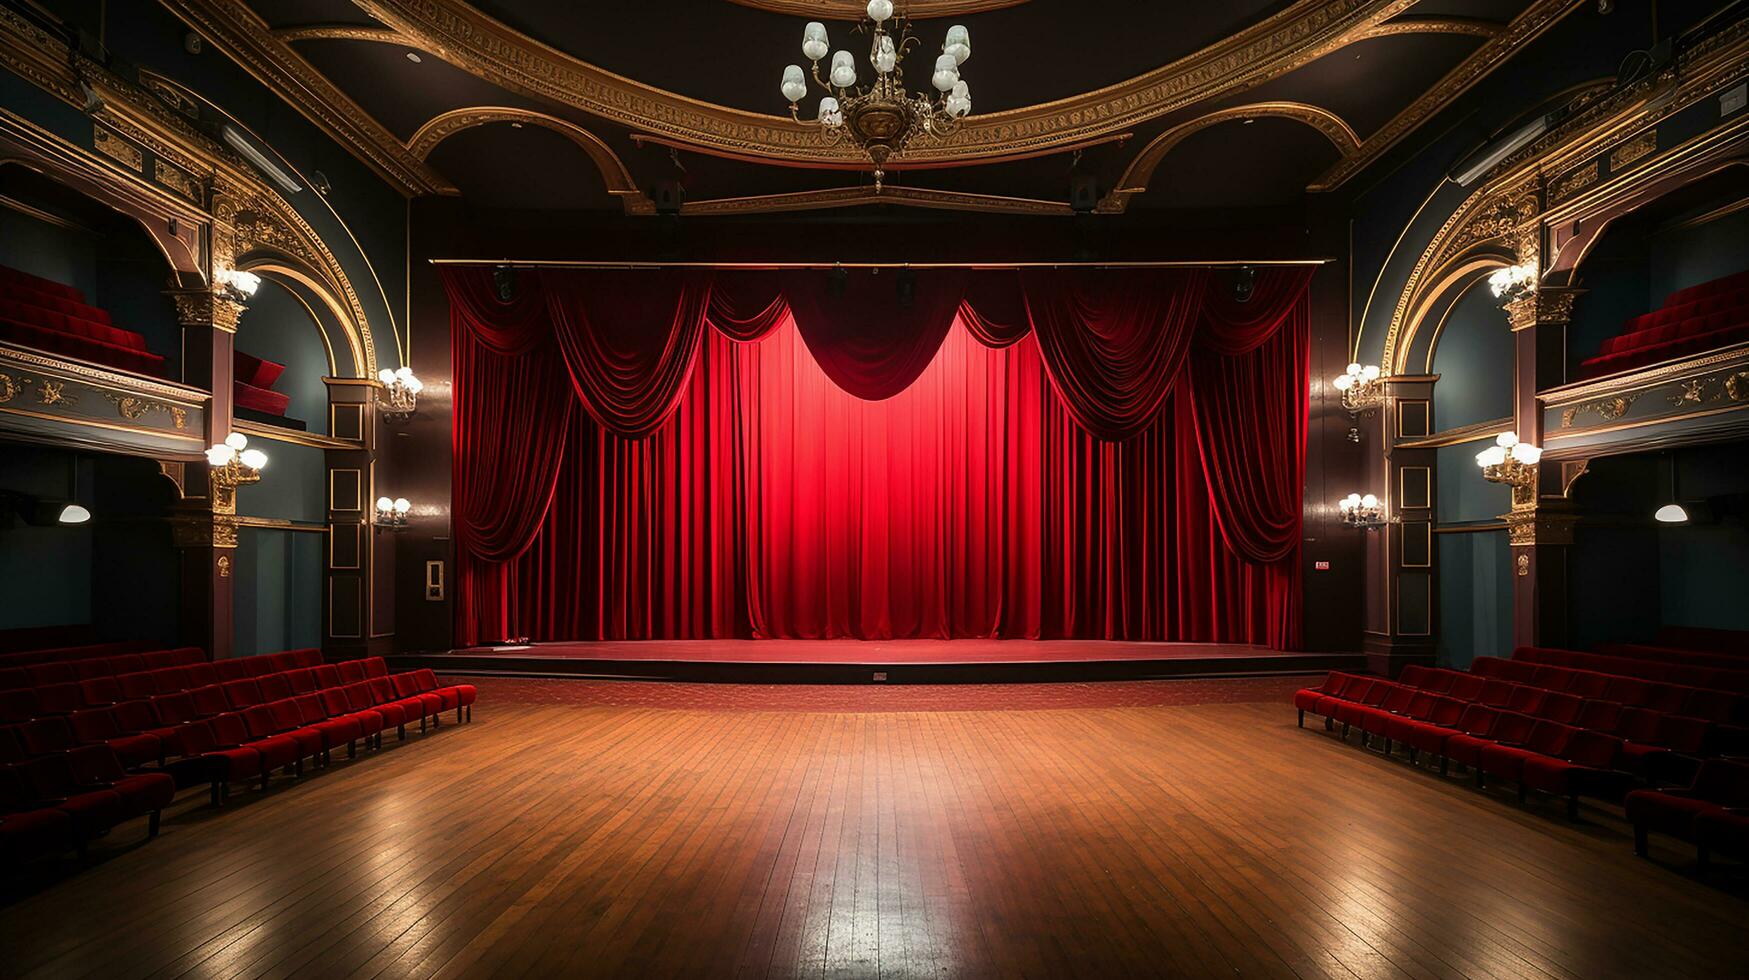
[779,270,967,401]
[1017,268,1210,441]
[443,265,1313,649]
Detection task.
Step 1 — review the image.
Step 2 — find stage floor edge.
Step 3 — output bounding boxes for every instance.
[392,640,1364,685]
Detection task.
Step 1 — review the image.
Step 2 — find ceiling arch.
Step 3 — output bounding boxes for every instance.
[1100,102,1359,211]
[407,107,652,213]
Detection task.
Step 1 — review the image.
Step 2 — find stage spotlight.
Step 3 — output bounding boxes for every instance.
[493,265,517,302]
[826,266,849,297]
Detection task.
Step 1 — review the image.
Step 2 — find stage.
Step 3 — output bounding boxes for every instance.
[394,639,1362,684]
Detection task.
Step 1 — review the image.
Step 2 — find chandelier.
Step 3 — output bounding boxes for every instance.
[779,1,973,190]
[1331,362,1383,413]
[1337,492,1385,529]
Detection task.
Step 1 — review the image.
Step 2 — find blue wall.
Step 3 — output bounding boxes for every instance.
[235,281,336,428]
[1648,206,1749,305]
[0,447,93,629]
[0,206,95,297]
[1436,530,1512,668]
[1430,284,1514,431]
[233,527,324,657]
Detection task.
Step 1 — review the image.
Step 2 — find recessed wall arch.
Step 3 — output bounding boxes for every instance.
[236,255,366,380]
[1394,253,1514,376]
[407,107,653,214]
[1546,159,1749,288]
[1100,102,1359,211]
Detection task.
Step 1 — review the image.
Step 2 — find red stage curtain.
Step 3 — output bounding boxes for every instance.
[445,266,1311,649]
[546,271,712,437]
[1018,269,1210,440]
[779,270,968,400]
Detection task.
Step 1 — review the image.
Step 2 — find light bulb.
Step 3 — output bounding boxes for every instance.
[1360,494,1378,509]
[944,25,970,64]
[781,65,807,103]
[818,96,842,127]
[866,0,893,22]
[239,448,267,470]
[1476,446,1506,468]
[1361,365,1380,381]
[407,376,424,393]
[205,445,233,467]
[393,497,411,514]
[1495,431,1517,448]
[829,51,856,88]
[377,496,393,513]
[1331,374,1352,391]
[1345,362,1362,376]
[802,22,828,62]
[378,368,395,384]
[873,36,896,74]
[225,432,247,450]
[1511,444,1542,465]
[395,366,413,381]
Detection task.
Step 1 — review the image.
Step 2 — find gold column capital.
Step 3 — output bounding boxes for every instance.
[1502,504,1578,546]
[1504,287,1583,332]
[166,289,247,333]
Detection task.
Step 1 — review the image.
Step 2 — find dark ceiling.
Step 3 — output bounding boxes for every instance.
[199,1,1587,214]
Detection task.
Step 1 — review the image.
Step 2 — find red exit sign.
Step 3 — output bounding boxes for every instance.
[1314,560,1331,571]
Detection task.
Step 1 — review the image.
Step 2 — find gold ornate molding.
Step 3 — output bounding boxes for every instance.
[1559,393,1637,428]
[349,0,1415,167]
[1352,17,1505,41]
[154,0,453,195]
[1504,507,1577,546]
[1311,0,1583,191]
[406,107,654,214]
[1100,102,1359,211]
[271,24,408,44]
[1504,287,1581,332]
[680,184,1074,217]
[725,0,1027,15]
[168,290,246,333]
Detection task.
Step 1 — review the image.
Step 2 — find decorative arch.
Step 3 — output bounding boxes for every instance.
[1099,102,1359,211]
[1404,255,1514,375]
[1545,159,1749,287]
[407,107,652,214]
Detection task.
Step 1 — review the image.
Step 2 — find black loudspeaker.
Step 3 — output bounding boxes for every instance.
[653,179,685,215]
[1069,171,1100,213]
[493,266,516,302]
[1230,266,1256,304]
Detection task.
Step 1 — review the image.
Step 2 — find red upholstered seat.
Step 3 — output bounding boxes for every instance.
[257,673,294,702]
[1627,760,1749,857]
[0,767,77,861]
[213,658,256,682]
[221,678,264,710]
[16,753,126,839]
[1479,719,1575,783]
[234,351,292,416]
[0,265,167,375]
[189,683,232,719]
[63,744,175,820]
[67,707,161,769]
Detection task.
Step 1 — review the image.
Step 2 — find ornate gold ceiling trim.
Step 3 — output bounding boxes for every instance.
[626,128,1132,171]
[155,0,453,196]
[1100,102,1359,211]
[679,185,1073,217]
[271,24,408,44]
[725,0,1028,15]
[1352,17,1504,41]
[406,107,655,214]
[1311,0,1583,191]
[349,0,1417,166]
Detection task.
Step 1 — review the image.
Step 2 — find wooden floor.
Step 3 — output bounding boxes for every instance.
[3,693,1747,978]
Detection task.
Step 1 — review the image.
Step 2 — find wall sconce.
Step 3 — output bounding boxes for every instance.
[376,366,424,423]
[375,496,411,528]
[1337,492,1385,529]
[1475,431,1541,507]
[1332,362,1384,413]
[204,432,267,514]
[1488,262,1537,303]
[214,267,261,304]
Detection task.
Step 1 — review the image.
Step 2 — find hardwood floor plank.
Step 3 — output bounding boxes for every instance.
[3,693,1746,980]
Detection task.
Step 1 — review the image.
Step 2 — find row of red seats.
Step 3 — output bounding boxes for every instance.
[1626,760,1749,868]
[1,657,477,861]
[0,646,208,697]
[1395,665,1728,781]
[0,265,166,376]
[1472,653,1747,724]
[1296,672,1640,817]
[1515,645,1749,695]
[0,640,148,671]
[0,745,174,861]
[0,648,319,724]
[1578,268,1749,377]
[234,350,292,417]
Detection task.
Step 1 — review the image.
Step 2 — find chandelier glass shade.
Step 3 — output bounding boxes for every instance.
[1337,492,1385,528]
[1331,361,1383,412]
[779,3,972,189]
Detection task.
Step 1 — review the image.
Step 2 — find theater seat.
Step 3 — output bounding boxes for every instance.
[0,769,77,862]
[1626,760,1749,861]
[1693,808,1749,866]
